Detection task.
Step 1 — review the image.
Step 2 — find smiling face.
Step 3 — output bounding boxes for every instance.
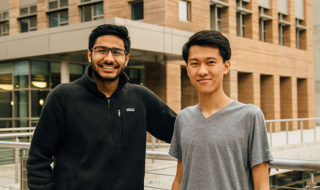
[186,45,230,95]
[88,35,130,82]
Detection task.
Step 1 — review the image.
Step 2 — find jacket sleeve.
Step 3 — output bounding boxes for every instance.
[27,87,66,190]
[143,87,176,143]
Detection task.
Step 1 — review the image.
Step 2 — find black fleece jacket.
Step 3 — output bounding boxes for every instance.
[27,65,176,190]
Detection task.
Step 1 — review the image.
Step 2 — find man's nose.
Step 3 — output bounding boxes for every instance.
[198,64,208,76]
[103,51,114,63]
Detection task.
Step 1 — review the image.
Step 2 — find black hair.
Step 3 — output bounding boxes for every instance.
[88,24,131,54]
[182,30,231,63]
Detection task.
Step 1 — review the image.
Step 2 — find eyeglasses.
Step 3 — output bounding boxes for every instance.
[91,46,127,58]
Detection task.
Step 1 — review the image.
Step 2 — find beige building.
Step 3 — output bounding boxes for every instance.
[0,0,314,132]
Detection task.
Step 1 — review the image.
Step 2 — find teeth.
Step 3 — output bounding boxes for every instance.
[102,66,115,69]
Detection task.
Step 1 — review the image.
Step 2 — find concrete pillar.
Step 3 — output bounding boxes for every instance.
[181,66,197,109]
[288,0,296,48]
[273,74,281,131]
[269,0,279,44]
[60,56,70,83]
[253,72,260,107]
[166,61,181,113]
[248,0,258,40]
[291,76,298,130]
[145,62,166,102]
[226,0,237,36]
[227,69,238,100]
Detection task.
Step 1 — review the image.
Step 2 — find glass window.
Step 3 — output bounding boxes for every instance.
[31,61,49,89]
[70,64,85,82]
[14,61,29,89]
[20,8,28,16]
[60,0,68,7]
[93,3,104,20]
[50,62,61,88]
[29,16,37,30]
[0,120,12,129]
[131,1,143,20]
[0,92,12,117]
[49,1,58,9]
[126,67,145,86]
[0,63,13,91]
[179,0,190,21]
[3,12,9,20]
[14,91,29,118]
[49,12,58,27]
[31,90,49,117]
[15,120,30,142]
[30,6,37,14]
[20,18,29,33]
[81,5,92,22]
[60,10,68,25]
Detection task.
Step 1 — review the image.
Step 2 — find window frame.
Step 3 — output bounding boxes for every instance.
[78,0,104,22]
[179,0,191,22]
[0,11,9,36]
[130,0,144,20]
[236,0,252,37]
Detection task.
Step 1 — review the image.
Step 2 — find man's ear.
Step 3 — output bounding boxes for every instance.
[224,60,231,74]
[88,49,92,63]
[124,54,130,67]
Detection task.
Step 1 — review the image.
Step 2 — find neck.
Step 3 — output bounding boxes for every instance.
[92,74,119,98]
[198,88,233,118]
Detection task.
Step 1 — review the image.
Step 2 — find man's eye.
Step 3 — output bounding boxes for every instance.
[208,61,216,65]
[190,62,199,66]
[96,48,106,53]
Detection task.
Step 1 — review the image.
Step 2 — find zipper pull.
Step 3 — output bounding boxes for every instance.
[107,99,110,108]
[118,109,121,117]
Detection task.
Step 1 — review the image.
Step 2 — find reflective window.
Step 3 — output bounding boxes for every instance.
[14,91,29,118]
[81,2,103,22]
[126,67,145,86]
[31,61,49,89]
[50,62,61,88]
[31,90,49,117]
[0,11,9,36]
[48,0,69,28]
[70,64,85,82]
[0,63,13,91]
[0,120,12,129]
[20,16,37,32]
[0,92,12,117]
[179,0,190,21]
[15,120,30,142]
[14,61,29,89]
[131,1,143,20]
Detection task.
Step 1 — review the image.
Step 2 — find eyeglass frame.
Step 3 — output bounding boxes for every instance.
[90,46,128,58]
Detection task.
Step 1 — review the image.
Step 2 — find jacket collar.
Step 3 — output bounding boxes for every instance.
[81,64,129,97]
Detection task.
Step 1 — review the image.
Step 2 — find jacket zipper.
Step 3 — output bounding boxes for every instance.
[107,98,111,109]
[118,109,122,145]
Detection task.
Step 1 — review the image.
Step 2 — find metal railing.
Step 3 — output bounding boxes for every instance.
[0,141,319,190]
[265,118,320,147]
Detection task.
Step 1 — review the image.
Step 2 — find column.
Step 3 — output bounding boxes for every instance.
[60,56,70,84]
[166,61,181,113]
[9,0,19,35]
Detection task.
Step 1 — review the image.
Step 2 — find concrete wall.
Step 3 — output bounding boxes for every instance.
[313,0,320,124]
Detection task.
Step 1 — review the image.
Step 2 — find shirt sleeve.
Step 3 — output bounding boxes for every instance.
[169,118,182,161]
[249,109,273,168]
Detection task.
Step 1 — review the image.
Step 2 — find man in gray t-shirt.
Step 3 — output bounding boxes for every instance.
[169,30,273,190]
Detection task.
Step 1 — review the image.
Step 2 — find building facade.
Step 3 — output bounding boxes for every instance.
[0,0,314,133]
[313,0,320,125]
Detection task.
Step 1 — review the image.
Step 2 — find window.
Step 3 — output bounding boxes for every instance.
[296,19,306,49]
[131,1,143,20]
[278,13,290,46]
[179,0,190,21]
[259,7,272,42]
[0,11,9,36]
[210,0,229,32]
[47,0,69,27]
[236,0,252,37]
[19,5,37,33]
[79,1,104,22]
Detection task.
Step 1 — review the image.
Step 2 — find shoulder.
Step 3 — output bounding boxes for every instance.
[232,101,262,116]
[176,105,197,120]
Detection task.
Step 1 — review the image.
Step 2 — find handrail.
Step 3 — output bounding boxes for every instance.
[265,117,320,123]
[0,133,33,138]
[0,127,35,132]
[0,141,319,172]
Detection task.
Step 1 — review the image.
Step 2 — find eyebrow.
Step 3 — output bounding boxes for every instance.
[189,57,217,61]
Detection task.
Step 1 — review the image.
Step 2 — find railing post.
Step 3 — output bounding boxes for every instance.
[285,122,289,145]
[300,120,304,143]
[21,149,28,190]
[15,137,19,184]
[314,124,317,142]
[269,123,272,147]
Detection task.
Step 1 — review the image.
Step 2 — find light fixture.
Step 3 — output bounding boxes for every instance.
[39,98,44,106]
[0,84,13,90]
[10,101,14,106]
[32,81,47,88]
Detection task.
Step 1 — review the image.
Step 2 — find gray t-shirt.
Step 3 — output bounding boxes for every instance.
[169,101,273,190]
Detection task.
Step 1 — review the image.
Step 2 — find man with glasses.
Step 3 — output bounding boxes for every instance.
[27,24,176,190]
